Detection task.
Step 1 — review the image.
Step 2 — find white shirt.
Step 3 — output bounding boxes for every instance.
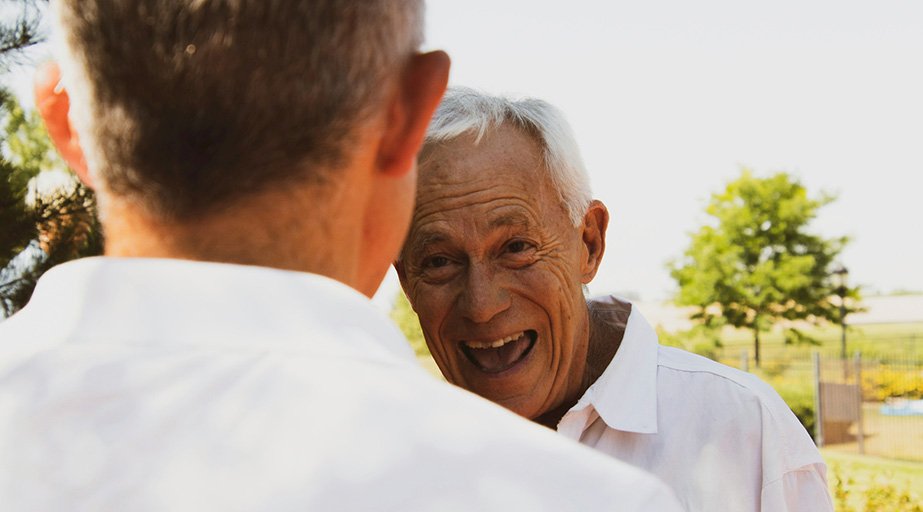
[0,258,682,512]
[558,297,833,512]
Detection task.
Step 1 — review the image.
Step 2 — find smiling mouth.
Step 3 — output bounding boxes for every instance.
[460,330,537,374]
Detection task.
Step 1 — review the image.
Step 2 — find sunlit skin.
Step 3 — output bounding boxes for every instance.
[397,124,614,427]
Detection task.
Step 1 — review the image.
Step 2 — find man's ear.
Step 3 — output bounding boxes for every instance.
[34,61,93,188]
[376,50,450,177]
[580,200,609,284]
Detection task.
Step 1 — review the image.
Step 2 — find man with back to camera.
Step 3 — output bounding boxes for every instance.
[0,2,686,510]
[397,87,835,511]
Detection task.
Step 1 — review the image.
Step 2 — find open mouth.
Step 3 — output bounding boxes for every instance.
[460,330,537,374]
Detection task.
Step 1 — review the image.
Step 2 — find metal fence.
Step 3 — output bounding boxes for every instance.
[716,349,923,462]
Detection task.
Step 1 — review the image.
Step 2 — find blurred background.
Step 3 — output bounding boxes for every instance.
[1,2,921,510]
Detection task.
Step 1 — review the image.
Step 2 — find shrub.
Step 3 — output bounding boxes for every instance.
[770,377,816,439]
[861,366,923,401]
[831,463,922,512]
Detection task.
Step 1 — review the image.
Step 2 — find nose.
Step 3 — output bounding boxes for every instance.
[458,263,510,324]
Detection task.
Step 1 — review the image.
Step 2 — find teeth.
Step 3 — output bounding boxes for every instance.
[465,331,525,350]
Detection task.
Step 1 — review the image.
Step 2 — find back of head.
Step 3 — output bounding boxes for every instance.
[422,87,592,226]
[52,0,423,220]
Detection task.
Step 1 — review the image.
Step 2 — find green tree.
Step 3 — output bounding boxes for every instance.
[669,169,858,367]
[0,93,102,318]
[0,93,36,263]
[0,1,103,318]
[0,0,49,269]
[0,1,46,69]
[3,88,65,174]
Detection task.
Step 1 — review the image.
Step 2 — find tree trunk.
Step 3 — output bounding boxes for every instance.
[753,327,761,368]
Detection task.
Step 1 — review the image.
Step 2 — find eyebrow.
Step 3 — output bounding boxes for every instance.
[412,231,447,248]
[488,212,533,229]
[405,231,447,260]
[404,212,535,260]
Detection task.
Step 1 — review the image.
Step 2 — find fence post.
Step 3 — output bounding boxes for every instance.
[813,352,824,447]
[854,352,864,455]
[740,349,749,372]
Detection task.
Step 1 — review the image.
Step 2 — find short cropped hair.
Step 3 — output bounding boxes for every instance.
[52,0,424,219]
[421,87,592,226]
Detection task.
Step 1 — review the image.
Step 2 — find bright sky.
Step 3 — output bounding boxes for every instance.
[422,0,923,299]
[3,1,922,303]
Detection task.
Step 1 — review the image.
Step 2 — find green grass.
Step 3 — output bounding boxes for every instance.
[714,322,923,362]
[824,449,923,511]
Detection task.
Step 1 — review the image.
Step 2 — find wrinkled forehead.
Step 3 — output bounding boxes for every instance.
[417,123,547,199]
[404,124,573,255]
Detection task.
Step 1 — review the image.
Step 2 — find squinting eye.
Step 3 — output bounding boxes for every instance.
[418,254,459,283]
[506,240,531,253]
[423,255,450,269]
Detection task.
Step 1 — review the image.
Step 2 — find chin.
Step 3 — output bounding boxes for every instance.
[460,377,549,421]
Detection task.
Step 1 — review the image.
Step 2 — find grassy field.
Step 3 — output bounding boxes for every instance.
[824,449,923,511]
[712,322,923,362]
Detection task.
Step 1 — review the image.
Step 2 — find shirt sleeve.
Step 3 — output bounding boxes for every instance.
[760,463,834,512]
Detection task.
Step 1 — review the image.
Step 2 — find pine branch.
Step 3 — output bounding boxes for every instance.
[0,181,102,318]
[0,0,48,71]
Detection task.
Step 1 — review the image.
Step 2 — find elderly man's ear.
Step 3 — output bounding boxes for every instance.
[580,200,609,284]
[375,50,450,177]
[34,61,93,189]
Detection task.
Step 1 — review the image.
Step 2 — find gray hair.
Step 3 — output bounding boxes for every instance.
[51,0,424,220]
[422,87,592,226]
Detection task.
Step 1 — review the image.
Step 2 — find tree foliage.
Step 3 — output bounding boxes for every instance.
[3,86,65,174]
[0,0,48,270]
[669,169,859,366]
[0,2,102,318]
[0,0,47,70]
[0,94,35,260]
[0,93,103,318]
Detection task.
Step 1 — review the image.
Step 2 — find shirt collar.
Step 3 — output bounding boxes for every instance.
[571,299,661,434]
[17,257,417,366]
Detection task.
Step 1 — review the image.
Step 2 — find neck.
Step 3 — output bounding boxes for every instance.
[100,180,364,287]
[533,301,625,429]
[583,300,625,388]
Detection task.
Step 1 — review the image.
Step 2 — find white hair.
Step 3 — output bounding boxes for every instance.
[422,87,592,226]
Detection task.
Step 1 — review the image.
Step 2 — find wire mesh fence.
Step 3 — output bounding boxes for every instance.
[716,349,923,462]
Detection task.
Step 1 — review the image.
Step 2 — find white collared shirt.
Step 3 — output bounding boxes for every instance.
[558,297,833,512]
[0,258,682,512]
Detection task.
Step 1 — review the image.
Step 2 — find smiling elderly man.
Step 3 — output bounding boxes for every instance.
[397,87,834,512]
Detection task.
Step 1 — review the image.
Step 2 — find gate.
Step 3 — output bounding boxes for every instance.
[814,353,864,452]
